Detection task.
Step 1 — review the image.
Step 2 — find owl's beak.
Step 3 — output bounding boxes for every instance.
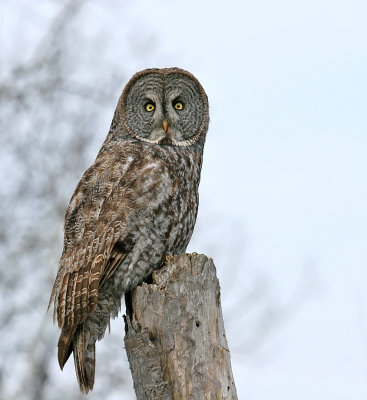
[163,119,168,133]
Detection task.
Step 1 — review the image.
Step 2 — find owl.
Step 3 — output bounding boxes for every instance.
[49,68,209,393]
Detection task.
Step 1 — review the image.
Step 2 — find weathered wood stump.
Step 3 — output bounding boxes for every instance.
[124,253,238,400]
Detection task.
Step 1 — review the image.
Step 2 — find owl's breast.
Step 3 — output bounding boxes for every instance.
[105,144,203,293]
[158,149,201,254]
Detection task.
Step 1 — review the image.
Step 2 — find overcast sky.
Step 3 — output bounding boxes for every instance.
[2,0,367,399]
[131,2,367,398]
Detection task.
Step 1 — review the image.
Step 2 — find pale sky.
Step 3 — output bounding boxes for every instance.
[2,0,367,398]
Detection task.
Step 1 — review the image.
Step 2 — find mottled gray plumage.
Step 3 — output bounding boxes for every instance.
[49,67,209,393]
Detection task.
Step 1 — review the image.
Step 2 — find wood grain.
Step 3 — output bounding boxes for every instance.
[124,253,238,400]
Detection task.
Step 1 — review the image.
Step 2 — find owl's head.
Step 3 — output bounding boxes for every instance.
[117,68,209,147]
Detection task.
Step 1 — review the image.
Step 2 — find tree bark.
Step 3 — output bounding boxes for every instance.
[124,253,238,400]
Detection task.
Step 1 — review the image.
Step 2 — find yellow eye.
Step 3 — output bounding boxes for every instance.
[145,103,155,112]
[174,102,184,111]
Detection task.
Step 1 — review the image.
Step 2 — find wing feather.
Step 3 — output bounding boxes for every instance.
[49,146,172,331]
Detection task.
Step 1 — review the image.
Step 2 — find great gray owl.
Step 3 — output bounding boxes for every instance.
[49,67,209,393]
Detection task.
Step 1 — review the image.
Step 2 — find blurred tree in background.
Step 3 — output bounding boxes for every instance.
[0,1,146,398]
[0,1,312,399]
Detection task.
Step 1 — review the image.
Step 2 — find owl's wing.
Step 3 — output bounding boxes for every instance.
[49,147,171,331]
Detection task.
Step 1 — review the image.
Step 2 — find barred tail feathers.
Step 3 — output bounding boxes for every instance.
[57,324,96,394]
[73,325,96,394]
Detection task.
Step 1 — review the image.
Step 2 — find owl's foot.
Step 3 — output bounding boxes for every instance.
[165,254,174,264]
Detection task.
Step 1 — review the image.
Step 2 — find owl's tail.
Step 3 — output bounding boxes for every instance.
[58,324,96,394]
[73,324,96,394]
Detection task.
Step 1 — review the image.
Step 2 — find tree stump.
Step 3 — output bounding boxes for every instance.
[124,253,238,400]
